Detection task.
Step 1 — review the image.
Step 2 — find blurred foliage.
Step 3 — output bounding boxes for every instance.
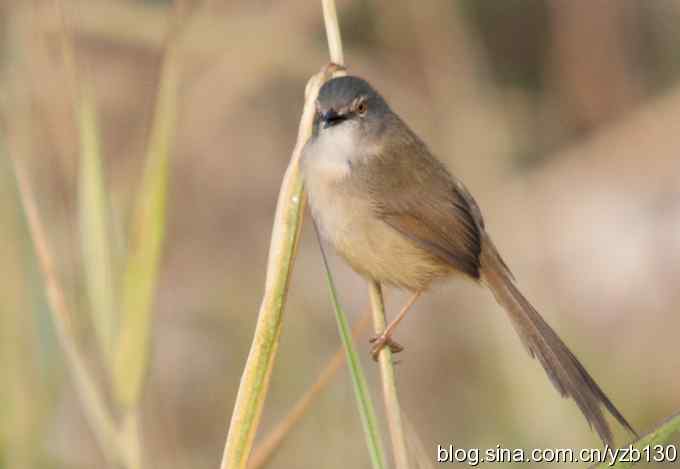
[1,1,680,468]
[462,0,550,90]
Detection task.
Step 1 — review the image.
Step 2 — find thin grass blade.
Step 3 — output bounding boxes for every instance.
[315,224,386,469]
[219,64,344,469]
[112,46,179,408]
[592,413,680,469]
[77,87,117,363]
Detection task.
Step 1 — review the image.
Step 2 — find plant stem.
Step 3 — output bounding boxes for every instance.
[11,159,127,466]
[322,0,344,65]
[248,312,371,469]
[592,412,680,469]
[369,281,409,469]
[315,221,387,469]
[219,63,342,469]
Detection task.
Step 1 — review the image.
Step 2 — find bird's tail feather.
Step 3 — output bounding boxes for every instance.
[480,238,637,446]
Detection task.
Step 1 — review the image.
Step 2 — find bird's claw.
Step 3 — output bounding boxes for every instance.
[369,334,403,361]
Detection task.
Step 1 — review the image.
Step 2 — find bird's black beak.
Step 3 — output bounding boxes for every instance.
[321,109,347,128]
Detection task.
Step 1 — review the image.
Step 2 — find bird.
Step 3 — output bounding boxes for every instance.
[300,75,637,446]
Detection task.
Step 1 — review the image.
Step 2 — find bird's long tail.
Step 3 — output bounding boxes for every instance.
[479,237,637,446]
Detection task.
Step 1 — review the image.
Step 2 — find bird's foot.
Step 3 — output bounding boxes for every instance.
[369,333,403,361]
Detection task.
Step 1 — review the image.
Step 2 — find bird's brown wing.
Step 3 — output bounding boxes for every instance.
[368,161,484,280]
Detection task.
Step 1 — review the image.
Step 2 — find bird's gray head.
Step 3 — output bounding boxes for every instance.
[314,76,391,136]
[302,76,402,180]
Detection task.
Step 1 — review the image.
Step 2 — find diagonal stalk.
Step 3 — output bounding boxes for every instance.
[11,159,128,466]
[248,313,371,469]
[219,63,344,469]
[314,223,387,469]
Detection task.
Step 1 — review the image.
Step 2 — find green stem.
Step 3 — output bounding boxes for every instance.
[592,413,680,469]
[315,223,386,469]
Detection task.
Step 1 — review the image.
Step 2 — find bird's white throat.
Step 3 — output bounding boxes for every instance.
[305,122,361,181]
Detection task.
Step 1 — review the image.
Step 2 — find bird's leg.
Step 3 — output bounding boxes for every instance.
[369,290,422,361]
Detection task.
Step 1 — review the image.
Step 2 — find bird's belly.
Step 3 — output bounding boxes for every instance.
[307,183,452,291]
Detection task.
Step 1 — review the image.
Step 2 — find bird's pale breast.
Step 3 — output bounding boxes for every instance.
[302,134,452,291]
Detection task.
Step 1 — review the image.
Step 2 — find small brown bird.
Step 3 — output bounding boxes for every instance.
[301,75,636,446]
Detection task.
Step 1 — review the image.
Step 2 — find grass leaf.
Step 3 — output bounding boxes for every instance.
[592,413,680,469]
[77,86,117,363]
[112,46,179,408]
[219,65,343,469]
[315,223,386,469]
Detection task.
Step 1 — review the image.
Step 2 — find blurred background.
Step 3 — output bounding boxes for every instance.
[1,0,680,467]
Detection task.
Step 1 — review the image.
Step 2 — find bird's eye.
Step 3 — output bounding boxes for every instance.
[356,101,368,115]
